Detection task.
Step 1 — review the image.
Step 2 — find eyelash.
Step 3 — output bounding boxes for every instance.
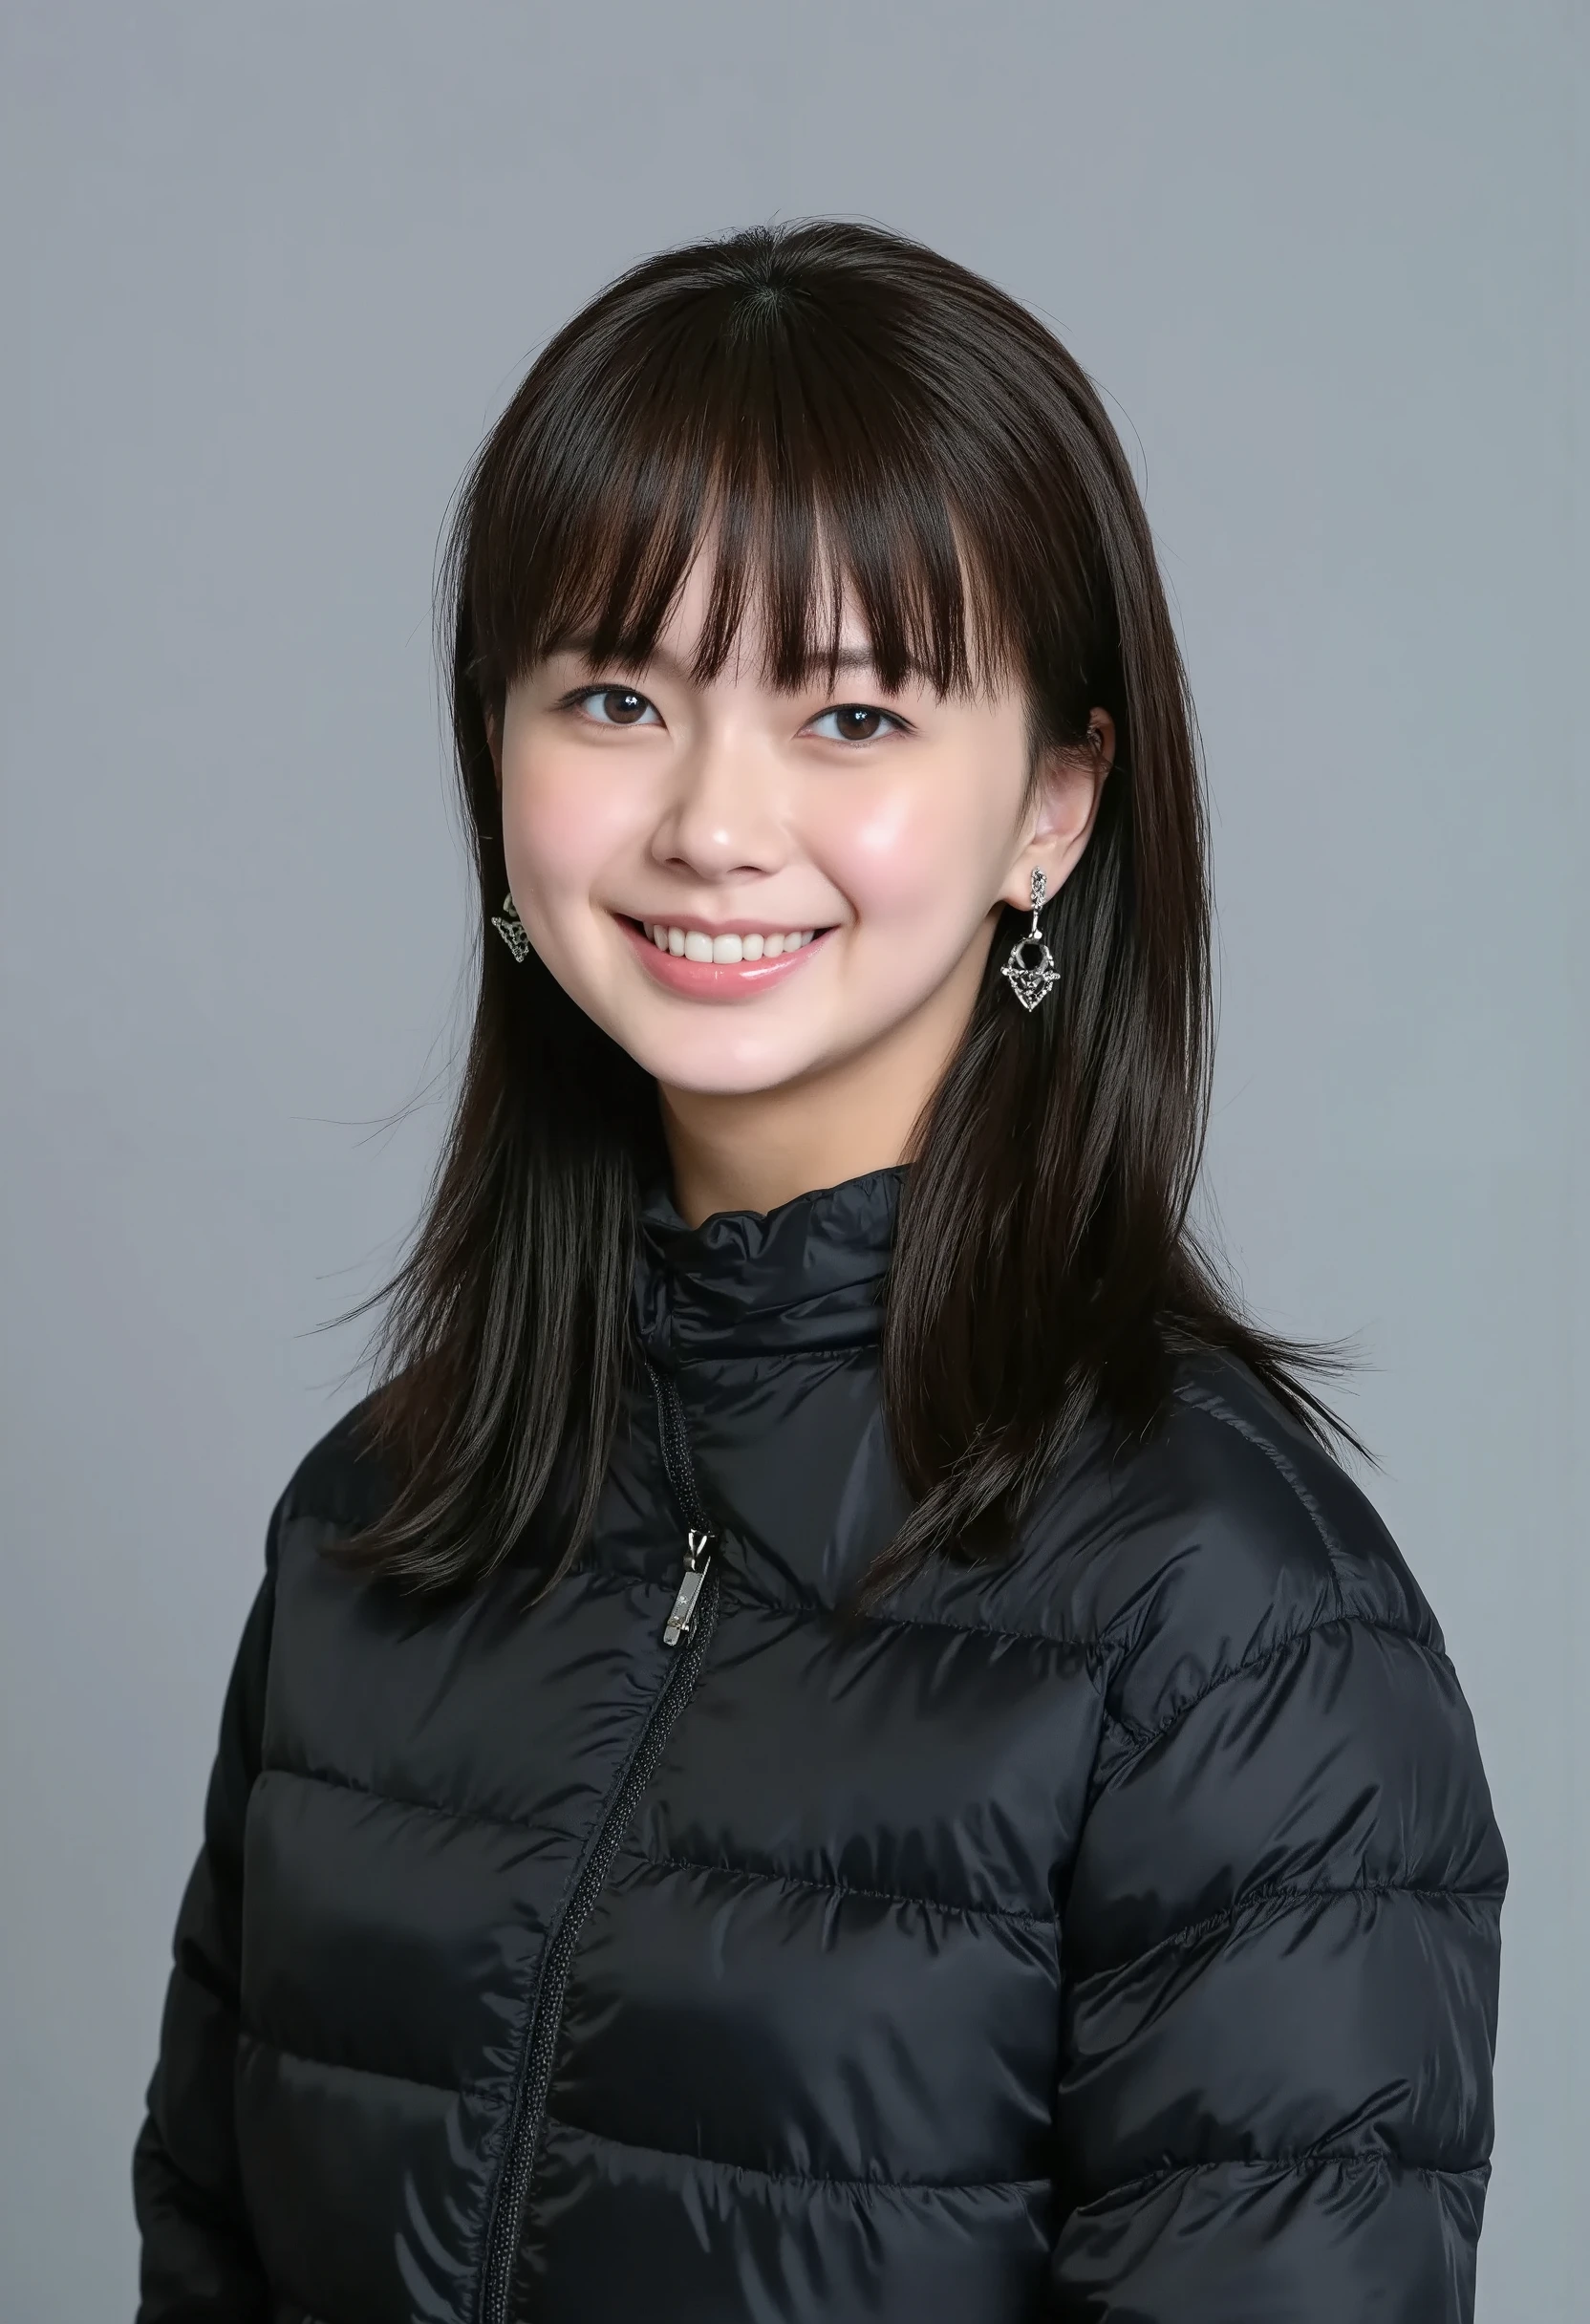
[806,704,909,743]
[564,686,909,742]
[565,686,660,728]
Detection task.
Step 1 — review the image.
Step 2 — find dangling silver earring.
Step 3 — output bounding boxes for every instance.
[1001,867,1059,1011]
[491,892,532,963]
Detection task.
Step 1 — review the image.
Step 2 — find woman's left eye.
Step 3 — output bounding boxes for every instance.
[806,703,905,744]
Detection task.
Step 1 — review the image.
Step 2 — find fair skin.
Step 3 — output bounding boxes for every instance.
[494,558,1112,1226]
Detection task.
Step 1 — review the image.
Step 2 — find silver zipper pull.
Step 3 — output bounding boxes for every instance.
[663,1526,714,1646]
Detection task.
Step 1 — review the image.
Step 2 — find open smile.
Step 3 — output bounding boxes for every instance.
[615,915,835,1000]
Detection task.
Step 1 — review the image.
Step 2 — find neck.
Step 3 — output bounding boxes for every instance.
[661,1072,914,1228]
[659,936,990,1226]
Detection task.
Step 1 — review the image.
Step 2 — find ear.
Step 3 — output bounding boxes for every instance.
[484,703,504,792]
[999,711,1115,912]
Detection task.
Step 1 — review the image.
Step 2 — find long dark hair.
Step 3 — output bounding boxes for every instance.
[347,219,1354,1596]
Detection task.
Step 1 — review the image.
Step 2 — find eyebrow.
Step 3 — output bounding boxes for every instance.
[552,635,924,690]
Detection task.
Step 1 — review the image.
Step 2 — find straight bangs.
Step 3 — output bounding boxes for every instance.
[458,233,1103,728]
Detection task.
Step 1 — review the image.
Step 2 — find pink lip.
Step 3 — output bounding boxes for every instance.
[616,915,833,1001]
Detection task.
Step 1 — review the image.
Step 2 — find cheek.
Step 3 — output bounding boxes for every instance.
[501,747,641,902]
[824,782,1001,936]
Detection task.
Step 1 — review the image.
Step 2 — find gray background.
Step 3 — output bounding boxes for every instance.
[2,1,1583,2314]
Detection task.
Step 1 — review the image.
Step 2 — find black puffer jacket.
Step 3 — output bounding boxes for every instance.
[135,1170,1505,2322]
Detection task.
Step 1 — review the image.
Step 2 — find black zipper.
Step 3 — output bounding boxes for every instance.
[476,1359,720,2324]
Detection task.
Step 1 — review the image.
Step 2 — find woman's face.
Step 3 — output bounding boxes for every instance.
[496,560,1107,1123]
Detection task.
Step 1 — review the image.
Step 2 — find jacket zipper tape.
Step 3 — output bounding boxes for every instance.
[476,1361,720,2324]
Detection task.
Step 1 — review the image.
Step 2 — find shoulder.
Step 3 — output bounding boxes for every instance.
[1080,1350,1451,1742]
[270,1387,397,1555]
[946,1349,1452,1712]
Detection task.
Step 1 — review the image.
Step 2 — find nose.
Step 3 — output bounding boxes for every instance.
[650,720,786,883]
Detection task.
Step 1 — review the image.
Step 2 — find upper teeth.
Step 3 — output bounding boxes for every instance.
[643,925,818,962]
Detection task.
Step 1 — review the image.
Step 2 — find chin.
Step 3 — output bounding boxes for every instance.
[647,1060,817,1100]
[627,1033,827,1100]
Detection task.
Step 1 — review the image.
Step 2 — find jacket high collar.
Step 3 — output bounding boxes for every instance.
[634,1165,905,1363]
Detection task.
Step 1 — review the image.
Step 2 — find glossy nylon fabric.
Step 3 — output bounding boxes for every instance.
[135,1169,1506,2322]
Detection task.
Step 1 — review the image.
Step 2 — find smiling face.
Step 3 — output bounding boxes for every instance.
[496,556,1109,1216]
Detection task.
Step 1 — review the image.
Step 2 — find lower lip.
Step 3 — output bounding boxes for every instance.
[617,916,833,1001]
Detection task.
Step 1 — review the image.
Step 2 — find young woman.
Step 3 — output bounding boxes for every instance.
[134,223,1505,2324]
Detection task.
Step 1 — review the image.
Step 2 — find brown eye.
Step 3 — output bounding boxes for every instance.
[598,688,648,725]
[575,685,658,728]
[809,703,901,743]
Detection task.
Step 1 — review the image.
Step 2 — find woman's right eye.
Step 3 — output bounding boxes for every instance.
[572,686,660,728]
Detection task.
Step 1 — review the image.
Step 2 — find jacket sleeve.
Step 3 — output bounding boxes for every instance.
[1048,1596,1507,2321]
[132,1499,283,2320]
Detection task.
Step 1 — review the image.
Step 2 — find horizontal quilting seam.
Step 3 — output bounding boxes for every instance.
[1076,2148,1492,2208]
[715,1572,1104,1663]
[634,1847,1056,1931]
[544,2114,1047,2196]
[671,1340,878,1366]
[1074,1878,1509,1980]
[1100,1612,1454,1763]
[830,1600,1101,1662]
[258,1758,581,1847]
[239,2023,495,2102]
[557,1560,681,1604]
